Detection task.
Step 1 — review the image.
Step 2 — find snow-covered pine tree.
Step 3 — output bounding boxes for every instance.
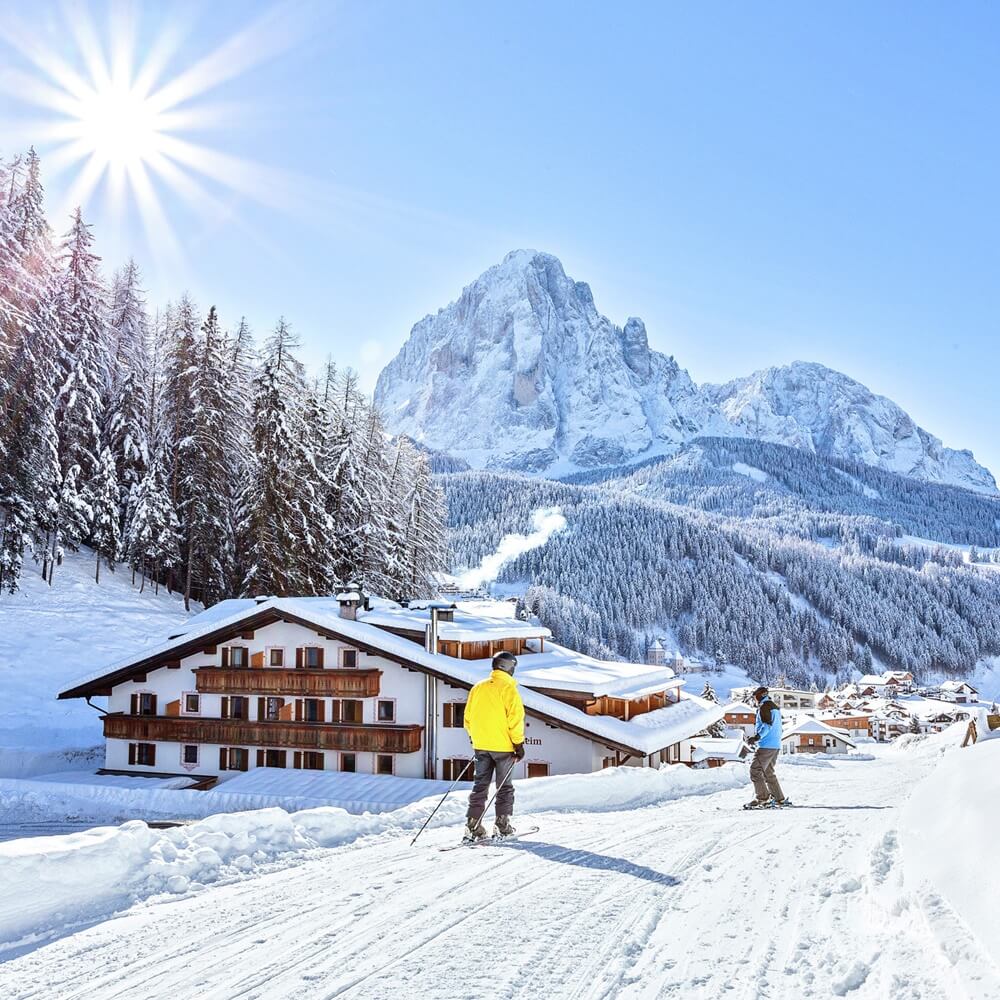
[49,208,107,581]
[180,305,231,609]
[701,681,719,703]
[126,459,181,594]
[399,441,447,598]
[87,444,121,583]
[243,319,335,596]
[105,259,150,535]
[226,317,257,595]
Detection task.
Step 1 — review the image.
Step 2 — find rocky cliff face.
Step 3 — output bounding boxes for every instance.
[375,251,996,493]
[705,362,996,493]
[374,250,728,473]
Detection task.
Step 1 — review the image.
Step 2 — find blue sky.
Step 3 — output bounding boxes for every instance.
[3,1,999,476]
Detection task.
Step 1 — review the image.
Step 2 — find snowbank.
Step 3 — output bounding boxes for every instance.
[900,739,1000,967]
[0,763,748,956]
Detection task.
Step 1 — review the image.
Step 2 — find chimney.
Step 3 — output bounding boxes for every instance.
[425,607,439,654]
[337,587,362,621]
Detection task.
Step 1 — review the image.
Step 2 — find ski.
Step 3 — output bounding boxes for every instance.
[742,799,794,811]
[438,825,540,852]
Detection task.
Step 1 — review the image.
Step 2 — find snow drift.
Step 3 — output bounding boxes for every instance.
[0,763,748,956]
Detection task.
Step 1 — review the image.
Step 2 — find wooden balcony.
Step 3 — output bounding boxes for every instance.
[104,714,422,754]
[194,667,381,698]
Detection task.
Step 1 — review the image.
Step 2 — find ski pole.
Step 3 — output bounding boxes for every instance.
[473,757,519,831]
[409,759,474,846]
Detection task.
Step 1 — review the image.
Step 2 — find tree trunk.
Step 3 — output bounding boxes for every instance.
[184,537,194,611]
[95,547,101,584]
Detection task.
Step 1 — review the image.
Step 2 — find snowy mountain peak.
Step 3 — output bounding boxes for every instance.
[374,251,727,473]
[705,361,997,494]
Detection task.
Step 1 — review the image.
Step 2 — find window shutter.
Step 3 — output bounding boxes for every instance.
[316,700,326,723]
[220,748,229,770]
[221,696,230,719]
[257,697,266,720]
[443,703,452,727]
[251,651,264,669]
[330,700,340,723]
[256,749,265,767]
[295,647,303,669]
[316,647,325,668]
[222,647,230,667]
[277,751,287,768]
[295,699,303,722]
[128,743,136,765]
[293,751,302,769]
[150,695,158,716]
[130,693,138,715]
[149,745,157,766]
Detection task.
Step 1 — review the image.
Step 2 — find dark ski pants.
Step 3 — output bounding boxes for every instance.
[467,750,516,820]
[750,748,785,802]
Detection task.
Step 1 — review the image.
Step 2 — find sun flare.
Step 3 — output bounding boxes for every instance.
[74,84,164,168]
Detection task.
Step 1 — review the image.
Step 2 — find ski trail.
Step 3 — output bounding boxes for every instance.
[2,749,997,1000]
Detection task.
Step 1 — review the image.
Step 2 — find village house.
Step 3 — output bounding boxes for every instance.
[722,701,757,737]
[781,718,857,755]
[817,711,872,740]
[731,685,820,711]
[937,681,978,704]
[58,593,728,784]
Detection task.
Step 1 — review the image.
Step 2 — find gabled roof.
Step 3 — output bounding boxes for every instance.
[940,680,977,693]
[58,596,721,757]
[782,717,857,746]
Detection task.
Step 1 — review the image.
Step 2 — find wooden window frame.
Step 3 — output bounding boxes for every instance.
[442,757,471,781]
[221,747,249,771]
[340,699,363,724]
[131,741,156,766]
[222,695,250,720]
[526,761,550,779]
[376,698,396,723]
[181,743,200,766]
[131,691,158,717]
[443,702,466,728]
[340,752,357,773]
[266,647,285,668]
[339,648,359,669]
[298,646,324,669]
[182,692,200,715]
[223,645,250,669]
[303,698,326,723]
[375,753,394,776]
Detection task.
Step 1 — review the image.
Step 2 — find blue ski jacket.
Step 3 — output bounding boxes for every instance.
[755,697,783,749]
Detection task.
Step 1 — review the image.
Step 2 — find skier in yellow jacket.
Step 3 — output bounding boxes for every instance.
[463,650,525,841]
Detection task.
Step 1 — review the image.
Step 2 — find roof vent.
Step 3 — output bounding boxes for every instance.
[253,595,270,604]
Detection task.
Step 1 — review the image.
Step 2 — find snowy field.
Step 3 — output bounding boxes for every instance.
[0,549,193,754]
[1,729,997,1000]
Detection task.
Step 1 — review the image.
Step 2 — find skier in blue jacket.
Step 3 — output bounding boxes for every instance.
[745,686,789,808]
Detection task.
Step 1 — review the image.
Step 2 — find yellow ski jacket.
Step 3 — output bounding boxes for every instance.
[464,669,526,752]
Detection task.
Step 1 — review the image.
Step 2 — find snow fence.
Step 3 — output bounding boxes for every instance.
[0,763,748,956]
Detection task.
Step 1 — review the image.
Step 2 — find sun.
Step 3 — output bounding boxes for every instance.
[0,3,312,268]
[74,83,164,169]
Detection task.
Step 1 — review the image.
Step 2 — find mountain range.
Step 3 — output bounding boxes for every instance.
[375,250,996,494]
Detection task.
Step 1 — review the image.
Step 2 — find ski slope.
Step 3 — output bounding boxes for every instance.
[2,739,997,1000]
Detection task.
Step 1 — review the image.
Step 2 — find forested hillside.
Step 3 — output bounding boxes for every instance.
[445,459,1000,686]
[0,147,445,605]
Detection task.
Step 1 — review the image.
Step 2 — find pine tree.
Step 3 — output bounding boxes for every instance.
[87,444,121,583]
[125,459,181,593]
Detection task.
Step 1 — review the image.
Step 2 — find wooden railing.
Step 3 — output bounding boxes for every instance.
[104,714,422,754]
[194,667,381,698]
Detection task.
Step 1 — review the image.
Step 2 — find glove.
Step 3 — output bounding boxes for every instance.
[746,734,760,746]
[512,742,526,760]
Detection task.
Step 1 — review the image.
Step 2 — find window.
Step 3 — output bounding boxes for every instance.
[376,754,394,776]
[221,747,249,771]
[299,751,324,771]
[340,752,357,773]
[268,648,284,667]
[264,697,283,722]
[340,648,358,669]
[340,699,363,724]
[182,744,199,765]
[184,693,200,714]
[129,742,156,766]
[443,703,466,727]
[303,698,325,723]
[807,737,815,746]
[377,699,395,722]
[527,762,550,778]
[442,758,471,781]
[223,696,249,720]
[226,646,248,668]
[264,749,286,768]
[131,692,157,716]
[300,646,323,669]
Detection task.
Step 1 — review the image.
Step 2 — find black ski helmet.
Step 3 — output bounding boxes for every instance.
[752,685,769,702]
[493,651,517,674]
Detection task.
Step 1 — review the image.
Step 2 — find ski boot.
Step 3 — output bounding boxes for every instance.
[771,798,793,809]
[493,815,517,839]
[742,798,771,810]
[463,817,488,843]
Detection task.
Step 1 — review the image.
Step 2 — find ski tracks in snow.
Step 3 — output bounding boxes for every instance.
[2,752,999,1000]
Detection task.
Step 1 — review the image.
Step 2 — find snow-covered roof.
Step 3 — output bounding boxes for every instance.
[857,675,885,687]
[357,604,549,643]
[782,718,857,746]
[940,680,977,693]
[59,596,721,757]
[722,701,756,716]
[688,737,745,762]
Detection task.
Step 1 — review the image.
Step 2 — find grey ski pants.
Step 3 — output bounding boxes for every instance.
[750,748,785,802]
[467,750,516,820]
